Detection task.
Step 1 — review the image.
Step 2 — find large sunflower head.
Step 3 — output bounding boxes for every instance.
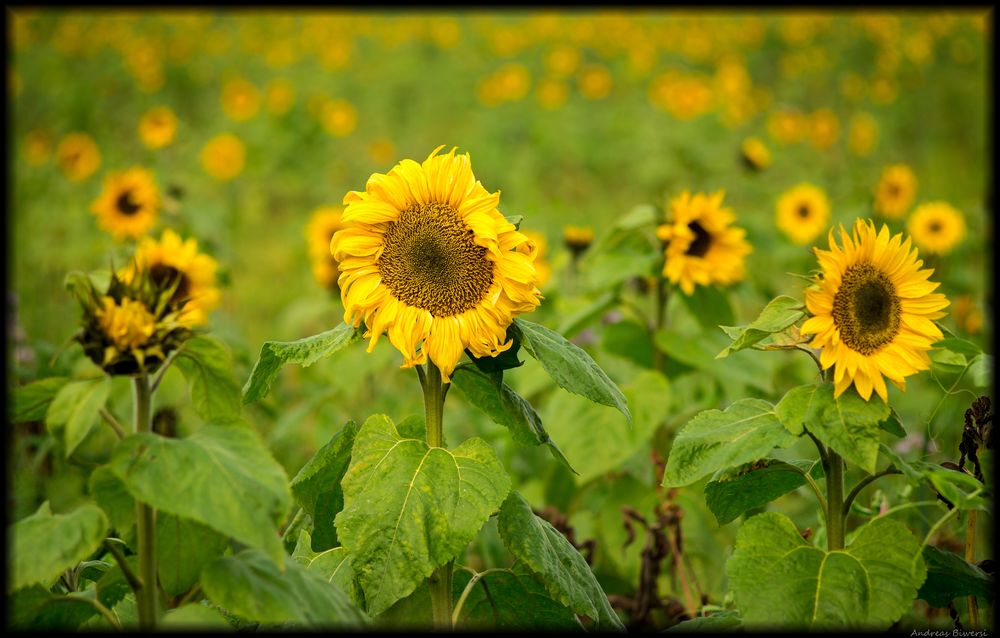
[776,183,831,245]
[305,205,344,292]
[873,164,917,219]
[656,190,752,295]
[330,145,542,382]
[800,219,950,402]
[90,167,160,242]
[907,201,966,255]
[121,229,220,328]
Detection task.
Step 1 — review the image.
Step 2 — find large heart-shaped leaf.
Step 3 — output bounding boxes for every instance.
[335,414,511,616]
[9,502,109,592]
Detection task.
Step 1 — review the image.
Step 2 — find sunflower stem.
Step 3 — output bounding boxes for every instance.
[825,449,845,551]
[422,361,452,627]
[652,275,669,372]
[132,374,158,630]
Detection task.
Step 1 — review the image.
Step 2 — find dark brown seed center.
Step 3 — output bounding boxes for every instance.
[685,221,712,257]
[831,263,901,355]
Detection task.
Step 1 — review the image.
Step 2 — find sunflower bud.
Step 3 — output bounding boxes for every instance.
[563,225,594,258]
[68,266,194,376]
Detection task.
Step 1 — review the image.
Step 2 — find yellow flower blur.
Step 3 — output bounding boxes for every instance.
[97,296,156,351]
[138,106,178,149]
[907,201,966,255]
[56,132,101,181]
[90,167,160,242]
[776,184,831,245]
[221,77,261,121]
[874,165,917,219]
[306,206,345,291]
[201,133,246,181]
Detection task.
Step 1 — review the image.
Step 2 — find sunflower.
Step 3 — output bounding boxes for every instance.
[522,230,552,287]
[319,99,358,137]
[907,201,966,255]
[305,206,344,291]
[123,229,220,327]
[740,137,771,171]
[221,77,260,121]
[874,164,917,219]
[330,145,542,382]
[97,296,156,351]
[848,112,878,157]
[138,106,178,149]
[563,225,594,258]
[201,133,246,181]
[776,183,831,245]
[24,129,52,166]
[56,132,101,181]
[656,191,752,295]
[808,108,839,150]
[90,167,160,242]
[265,78,296,116]
[800,219,949,402]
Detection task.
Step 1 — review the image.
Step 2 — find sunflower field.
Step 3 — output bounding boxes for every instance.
[7,9,993,632]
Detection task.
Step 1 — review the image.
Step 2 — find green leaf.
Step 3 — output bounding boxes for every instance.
[290,421,360,552]
[925,469,987,510]
[727,512,926,629]
[161,603,234,630]
[878,409,906,437]
[12,376,69,423]
[614,203,657,230]
[504,214,524,229]
[305,546,365,607]
[45,377,111,457]
[156,514,229,597]
[497,491,624,631]
[9,502,109,592]
[543,369,669,483]
[774,384,820,436]
[681,285,736,333]
[335,414,511,616]
[451,365,574,472]
[174,336,242,423]
[716,296,804,358]
[601,319,654,369]
[917,546,993,607]
[242,323,362,404]
[704,460,822,526]
[969,353,992,387]
[933,337,982,357]
[88,466,135,535]
[656,329,775,394]
[110,425,292,564]
[665,609,743,632]
[456,566,582,630]
[801,385,890,474]
[201,549,367,627]
[662,399,798,488]
[556,290,618,339]
[514,318,631,423]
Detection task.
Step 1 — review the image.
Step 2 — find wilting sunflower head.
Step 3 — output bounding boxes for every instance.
[56,132,101,182]
[907,201,966,255]
[874,164,917,219]
[121,229,220,328]
[740,137,772,171]
[305,206,344,292]
[69,269,193,376]
[563,225,595,257]
[330,145,542,382]
[776,183,831,245]
[138,106,178,150]
[521,230,552,288]
[800,219,950,402]
[90,167,160,242]
[656,190,752,295]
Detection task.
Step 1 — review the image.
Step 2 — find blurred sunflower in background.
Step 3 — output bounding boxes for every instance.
[200,133,246,181]
[23,129,51,166]
[138,106,178,149]
[305,206,344,292]
[874,164,918,219]
[776,183,830,245]
[90,166,160,241]
[319,98,358,137]
[563,225,595,258]
[331,145,542,381]
[265,78,296,116]
[56,132,101,181]
[122,229,220,327]
[800,219,949,402]
[739,136,771,171]
[907,201,966,255]
[656,190,751,295]
[221,77,260,121]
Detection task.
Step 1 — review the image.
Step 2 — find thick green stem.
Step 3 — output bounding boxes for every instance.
[133,374,157,630]
[422,361,451,627]
[826,450,845,551]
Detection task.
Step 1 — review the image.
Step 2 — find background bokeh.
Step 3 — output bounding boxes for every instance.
[8,9,992,630]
